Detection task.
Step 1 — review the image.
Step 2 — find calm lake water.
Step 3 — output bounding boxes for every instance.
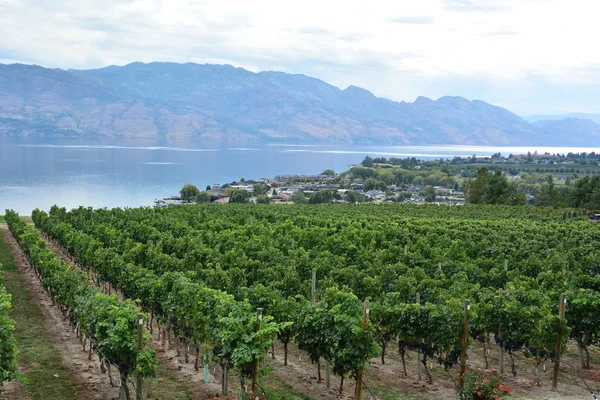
[1,136,599,214]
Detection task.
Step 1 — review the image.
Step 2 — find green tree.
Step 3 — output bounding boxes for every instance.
[349,167,376,180]
[484,170,509,204]
[363,178,387,192]
[309,190,333,204]
[537,175,558,206]
[206,185,212,191]
[424,185,436,202]
[180,184,201,202]
[252,183,266,195]
[291,191,306,204]
[345,190,364,203]
[195,192,210,203]
[256,195,270,204]
[322,169,336,176]
[361,156,374,167]
[464,168,510,205]
[464,168,489,204]
[229,189,251,204]
[567,175,600,209]
[507,193,527,206]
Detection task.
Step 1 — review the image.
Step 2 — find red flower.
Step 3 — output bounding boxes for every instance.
[504,387,511,393]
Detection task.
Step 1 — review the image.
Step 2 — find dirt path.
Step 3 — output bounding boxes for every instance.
[265,336,600,400]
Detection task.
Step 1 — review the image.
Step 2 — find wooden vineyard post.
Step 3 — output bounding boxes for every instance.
[252,308,263,392]
[354,300,370,400]
[416,293,422,381]
[404,245,408,255]
[498,289,504,374]
[136,313,144,400]
[325,360,331,389]
[459,300,470,389]
[552,294,567,391]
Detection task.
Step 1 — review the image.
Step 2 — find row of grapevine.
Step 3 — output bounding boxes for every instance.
[0,264,17,389]
[5,210,158,399]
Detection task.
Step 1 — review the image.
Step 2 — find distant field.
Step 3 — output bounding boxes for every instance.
[0,215,32,224]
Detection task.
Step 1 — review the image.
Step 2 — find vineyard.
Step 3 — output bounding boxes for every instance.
[3,203,600,399]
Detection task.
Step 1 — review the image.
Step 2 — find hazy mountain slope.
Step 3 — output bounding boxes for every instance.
[0,61,597,145]
[533,118,600,143]
[524,113,600,124]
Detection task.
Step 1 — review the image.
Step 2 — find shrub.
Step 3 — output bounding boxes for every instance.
[457,368,511,400]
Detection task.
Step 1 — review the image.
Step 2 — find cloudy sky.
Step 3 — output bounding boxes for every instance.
[1,0,599,115]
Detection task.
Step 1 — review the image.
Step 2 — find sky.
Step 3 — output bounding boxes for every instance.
[1,0,599,115]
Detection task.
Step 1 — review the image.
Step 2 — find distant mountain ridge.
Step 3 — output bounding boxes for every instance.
[523,113,600,125]
[1,61,599,145]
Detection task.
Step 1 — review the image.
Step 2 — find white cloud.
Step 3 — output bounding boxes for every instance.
[1,0,599,113]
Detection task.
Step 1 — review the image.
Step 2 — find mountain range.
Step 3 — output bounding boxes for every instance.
[1,62,599,145]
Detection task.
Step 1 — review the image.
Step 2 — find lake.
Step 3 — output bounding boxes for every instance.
[1,136,599,214]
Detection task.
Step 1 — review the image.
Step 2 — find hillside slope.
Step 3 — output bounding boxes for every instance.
[1,62,598,145]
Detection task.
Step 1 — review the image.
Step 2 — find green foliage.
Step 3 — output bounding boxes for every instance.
[230,189,251,203]
[567,175,600,209]
[30,207,287,381]
[349,167,376,180]
[27,202,597,385]
[566,289,600,367]
[361,156,374,168]
[308,189,333,204]
[253,183,269,196]
[321,169,335,176]
[363,178,387,192]
[0,265,18,388]
[256,195,271,204]
[179,184,201,202]
[5,210,157,380]
[424,185,436,202]
[195,192,210,203]
[291,191,306,204]
[537,175,559,207]
[345,190,364,203]
[297,288,379,381]
[465,168,509,205]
